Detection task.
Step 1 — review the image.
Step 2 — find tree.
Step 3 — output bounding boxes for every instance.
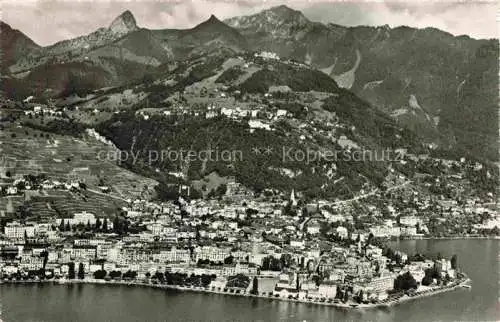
[41,251,49,270]
[215,184,227,197]
[343,290,349,303]
[450,254,458,270]
[60,73,94,97]
[109,271,122,279]
[306,259,315,273]
[262,256,270,270]
[68,262,76,279]
[102,218,108,232]
[356,290,364,303]
[200,274,214,287]
[280,254,292,268]
[93,270,107,279]
[58,220,65,232]
[394,272,417,291]
[95,218,102,231]
[77,263,85,279]
[153,271,165,283]
[250,277,259,295]
[421,274,434,286]
[123,270,137,280]
[113,216,121,234]
[367,232,374,245]
[224,255,234,265]
[142,73,154,86]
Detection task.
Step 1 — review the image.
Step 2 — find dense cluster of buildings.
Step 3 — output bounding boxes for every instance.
[1,180,466,302]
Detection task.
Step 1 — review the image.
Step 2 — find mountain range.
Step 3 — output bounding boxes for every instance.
[1,5,498,161]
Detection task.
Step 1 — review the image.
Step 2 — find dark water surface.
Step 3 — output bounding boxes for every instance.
[1,239,498,322]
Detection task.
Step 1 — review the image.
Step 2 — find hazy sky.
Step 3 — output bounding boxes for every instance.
[2,0,497,46]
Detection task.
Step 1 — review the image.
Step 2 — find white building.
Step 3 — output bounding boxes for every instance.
[306,222,321,235]
[248,120,271,131]
[366,274,396,292]
[56,212,97,226]
[336,226,348,239]
[255,51,280,60]
[318,282,337,298]
[155,247,191,264]
[194,246,230,263]
[4,222,35,239]
[400,216,422,227]
[370,226,401,238]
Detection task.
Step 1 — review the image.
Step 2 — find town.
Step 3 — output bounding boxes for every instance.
[0,169,487,307]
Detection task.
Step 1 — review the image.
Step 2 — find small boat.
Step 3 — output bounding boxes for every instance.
[461,284,471,289]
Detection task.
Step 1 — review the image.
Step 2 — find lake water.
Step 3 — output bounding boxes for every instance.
[1,239,498,322]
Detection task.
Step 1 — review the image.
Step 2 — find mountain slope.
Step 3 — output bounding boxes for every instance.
[437,40,499,160]
[0,21,40,71]
[226,5,498,160]
[3,11,173,97]
[9,10,140,74]
[2,6,497,160]
[89,52,422,200]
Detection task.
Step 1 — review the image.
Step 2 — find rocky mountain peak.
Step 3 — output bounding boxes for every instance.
[265,5,308,23]
[195,14,226,30]
[225,4,310,37]
[191,14,237,35]
[268,5,299,16]
[109,10,138,35]
[207,14,220,23]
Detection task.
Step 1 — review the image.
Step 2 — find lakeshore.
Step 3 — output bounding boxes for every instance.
[398,235,500,240]
[1,273,470,310]
[2,239,497,322]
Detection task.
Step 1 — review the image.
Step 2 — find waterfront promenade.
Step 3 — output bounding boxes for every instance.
[1,275,470,310]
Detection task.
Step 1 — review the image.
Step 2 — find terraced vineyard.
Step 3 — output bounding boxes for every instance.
[0,124,158,201]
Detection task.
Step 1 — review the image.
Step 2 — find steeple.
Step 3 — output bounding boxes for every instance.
[290,189,297,206]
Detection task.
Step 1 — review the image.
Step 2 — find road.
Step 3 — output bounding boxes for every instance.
[331,180,411,206]
[299,180,412,230]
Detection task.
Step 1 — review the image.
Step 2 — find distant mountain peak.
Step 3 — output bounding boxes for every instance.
[266,4,307,21]
[208,14,220,22]
[197,14,224,28]
[269,4,296,14]
[191,14,235,33]
[109,10,138,34]
[224,4,310,39]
